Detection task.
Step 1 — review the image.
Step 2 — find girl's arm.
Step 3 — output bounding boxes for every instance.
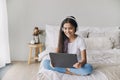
[73,49,87,68]
[55,48,59,53]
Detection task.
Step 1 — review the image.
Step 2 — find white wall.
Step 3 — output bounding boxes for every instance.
[7,0,120,61]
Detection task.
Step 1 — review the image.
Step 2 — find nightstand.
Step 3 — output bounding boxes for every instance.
[28,43,43,64]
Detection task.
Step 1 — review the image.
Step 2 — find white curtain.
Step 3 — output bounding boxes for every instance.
[0,0,11,68]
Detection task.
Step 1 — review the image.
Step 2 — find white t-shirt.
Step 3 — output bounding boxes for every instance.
[67,36,86,61]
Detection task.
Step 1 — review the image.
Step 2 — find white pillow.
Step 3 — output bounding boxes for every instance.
[45,25,60,49]
[85,37,113,50]
[88,27,120,49]
[105,31,120,49]
[75,26,89,38]
[89,27,106,37]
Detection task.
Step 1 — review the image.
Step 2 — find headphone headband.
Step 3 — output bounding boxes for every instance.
[66,16,76,21]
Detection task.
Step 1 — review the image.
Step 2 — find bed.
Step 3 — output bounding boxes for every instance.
[37,25,120,80]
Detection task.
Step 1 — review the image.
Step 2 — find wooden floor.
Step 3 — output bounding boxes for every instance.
[0,61,40,80]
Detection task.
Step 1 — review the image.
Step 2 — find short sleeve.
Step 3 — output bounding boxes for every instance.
[78,37,86,51]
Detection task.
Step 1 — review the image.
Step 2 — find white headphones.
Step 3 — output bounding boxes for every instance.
[66,16,76,21]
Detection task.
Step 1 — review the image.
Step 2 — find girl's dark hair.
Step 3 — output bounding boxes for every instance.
[58,16,78,53]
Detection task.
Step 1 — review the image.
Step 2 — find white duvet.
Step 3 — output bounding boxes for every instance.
[37,49,120,80]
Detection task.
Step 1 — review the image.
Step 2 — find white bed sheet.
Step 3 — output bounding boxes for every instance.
[37,49,120,80]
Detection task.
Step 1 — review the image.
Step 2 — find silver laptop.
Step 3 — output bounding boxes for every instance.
[49,52,78,68]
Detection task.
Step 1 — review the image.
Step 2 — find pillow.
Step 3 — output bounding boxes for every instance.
[85,37,113,50]
[88,27,120,49]
[45,25,60,49]
[105,31,120,49]
[75,26,89,38]
[88,27,105,37]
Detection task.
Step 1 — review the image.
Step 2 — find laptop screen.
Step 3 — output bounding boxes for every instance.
[49,52,78,68]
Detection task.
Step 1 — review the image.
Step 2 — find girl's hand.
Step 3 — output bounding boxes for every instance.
[73,62,82,68]
[50,61,54,68]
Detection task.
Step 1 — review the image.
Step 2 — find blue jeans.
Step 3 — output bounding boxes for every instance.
[42,59,93,76]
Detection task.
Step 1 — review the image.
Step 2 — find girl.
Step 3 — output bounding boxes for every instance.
[43,16,93,76]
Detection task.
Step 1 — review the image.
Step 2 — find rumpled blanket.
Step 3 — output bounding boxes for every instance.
[37,49,120,80]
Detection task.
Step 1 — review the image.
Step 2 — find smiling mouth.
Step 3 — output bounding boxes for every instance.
[65,34,72,37]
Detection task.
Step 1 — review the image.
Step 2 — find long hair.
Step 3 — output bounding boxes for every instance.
[58,16,78,53]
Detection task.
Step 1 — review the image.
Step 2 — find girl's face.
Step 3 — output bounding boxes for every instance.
[62,23,76,38]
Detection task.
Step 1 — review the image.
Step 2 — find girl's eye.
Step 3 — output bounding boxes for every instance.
[62,27,73,30]
[64,28,67,30]
[69,27,73,30]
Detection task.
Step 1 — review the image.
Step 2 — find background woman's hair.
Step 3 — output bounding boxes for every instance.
[58,16,78,53]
